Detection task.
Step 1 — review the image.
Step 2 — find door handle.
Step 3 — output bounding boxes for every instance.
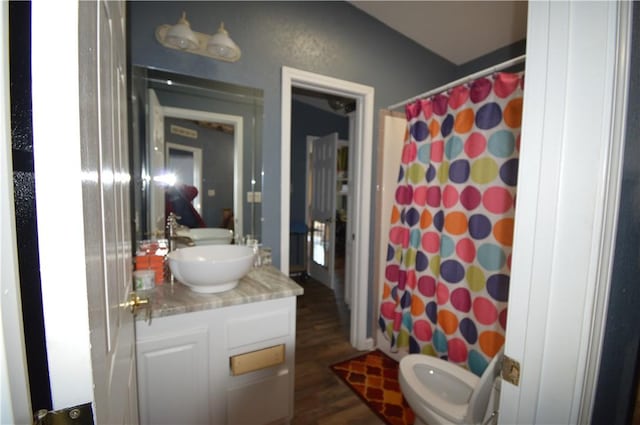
[120,292,150,315]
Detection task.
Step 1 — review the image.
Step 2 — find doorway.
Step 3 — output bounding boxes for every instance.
[289,92,354,303]
[166,143,203,215]
[281,67,374,351]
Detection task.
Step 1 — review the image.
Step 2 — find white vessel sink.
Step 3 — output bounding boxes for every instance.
[167,245,255,293]
[176,228,234,245]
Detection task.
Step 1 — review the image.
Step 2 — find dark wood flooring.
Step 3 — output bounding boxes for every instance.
[291,274,384,425]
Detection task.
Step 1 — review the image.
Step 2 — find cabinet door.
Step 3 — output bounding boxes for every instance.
[136,327,209,425]
[223,298,297,425]
[227,371,290,425]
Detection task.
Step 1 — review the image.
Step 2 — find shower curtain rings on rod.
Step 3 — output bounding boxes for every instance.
[387,54,525,111]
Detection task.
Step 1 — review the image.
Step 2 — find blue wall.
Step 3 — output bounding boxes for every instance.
[456,39,526,78]
[129,1,459,266]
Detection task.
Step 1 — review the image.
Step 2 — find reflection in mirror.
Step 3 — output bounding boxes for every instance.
[129,67,263,247]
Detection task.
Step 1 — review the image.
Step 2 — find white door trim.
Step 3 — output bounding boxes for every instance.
[500,2,630,423]
[32,0,94,408]
[281,67,374,350]
[577,1,632,421]
[1,1,31,422]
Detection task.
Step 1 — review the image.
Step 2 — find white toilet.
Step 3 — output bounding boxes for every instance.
[399,347,504,425]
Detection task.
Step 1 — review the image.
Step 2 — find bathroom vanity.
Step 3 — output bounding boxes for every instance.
[134,266,303,425]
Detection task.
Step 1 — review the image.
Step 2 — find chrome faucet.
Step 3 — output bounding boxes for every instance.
[166,213,195,251]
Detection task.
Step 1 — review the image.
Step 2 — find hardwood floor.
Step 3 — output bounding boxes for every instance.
[292,274,384,425]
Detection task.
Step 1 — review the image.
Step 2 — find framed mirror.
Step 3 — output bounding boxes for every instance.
[129,66,263,246]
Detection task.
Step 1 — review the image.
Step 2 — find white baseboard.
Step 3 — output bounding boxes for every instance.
[357,337,374,351]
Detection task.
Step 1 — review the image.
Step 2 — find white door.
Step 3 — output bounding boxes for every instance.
[308,132,338,288]
[80,2,139,423]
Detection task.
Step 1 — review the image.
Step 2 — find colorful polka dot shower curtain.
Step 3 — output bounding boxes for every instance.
[378,72,524,376]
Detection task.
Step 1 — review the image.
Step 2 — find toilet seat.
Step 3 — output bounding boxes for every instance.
[399,348,504,425]
[400,355,477,423]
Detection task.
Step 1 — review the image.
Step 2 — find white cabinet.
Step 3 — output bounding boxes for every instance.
[136,327,210,424]
[135,296,297,425]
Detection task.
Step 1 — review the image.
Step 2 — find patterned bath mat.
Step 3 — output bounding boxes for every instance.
[330,349,415,425]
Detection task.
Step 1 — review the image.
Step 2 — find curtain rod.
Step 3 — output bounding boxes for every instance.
[387,54,526,111]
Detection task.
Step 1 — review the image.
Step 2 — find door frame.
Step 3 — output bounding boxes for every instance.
[31,0,96,409]
[1,1,31,422]
[499,1,631,423]
[281,67,374,350]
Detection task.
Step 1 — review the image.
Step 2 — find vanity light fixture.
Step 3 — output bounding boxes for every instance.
[155,12,242,62]
[162,12,199,50]
[207,23,241,62]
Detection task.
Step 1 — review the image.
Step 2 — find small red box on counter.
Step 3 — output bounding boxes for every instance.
[134,239,168,284]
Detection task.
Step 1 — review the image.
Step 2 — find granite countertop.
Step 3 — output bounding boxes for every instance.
[136,265,304,320]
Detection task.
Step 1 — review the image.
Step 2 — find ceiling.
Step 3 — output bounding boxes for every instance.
[350,1,528,65]
[294,1,528,113]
